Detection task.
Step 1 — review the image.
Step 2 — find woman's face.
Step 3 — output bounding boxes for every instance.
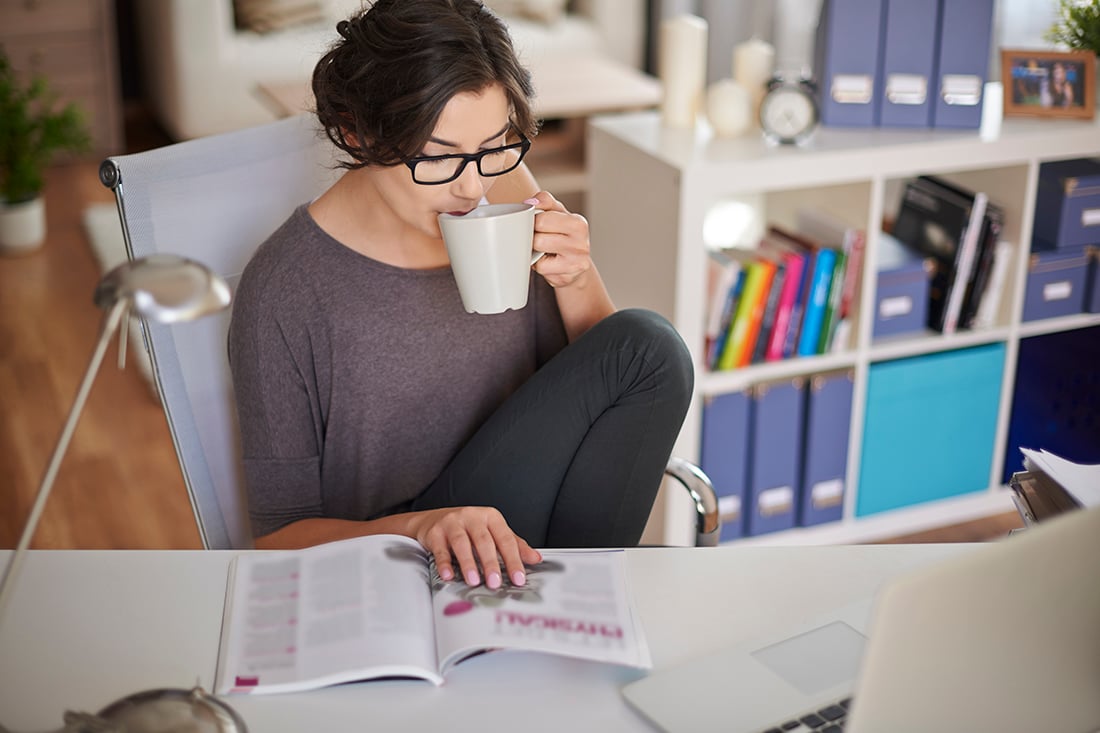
[371,82,514,241]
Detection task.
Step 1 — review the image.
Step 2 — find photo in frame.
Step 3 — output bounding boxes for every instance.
[1001,48,1096,120]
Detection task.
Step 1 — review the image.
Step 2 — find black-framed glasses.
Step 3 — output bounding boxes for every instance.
[404,132,531,185]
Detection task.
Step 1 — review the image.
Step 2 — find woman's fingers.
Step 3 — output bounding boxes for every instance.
[418,507,539,588]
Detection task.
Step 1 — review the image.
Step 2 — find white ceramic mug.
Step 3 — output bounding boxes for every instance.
[438,202,545,314]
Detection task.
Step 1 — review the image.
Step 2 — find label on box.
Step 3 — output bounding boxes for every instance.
[832,75,872,104]
[758,486,793,516]
[1044,280,1073,302]
[811,479,845,509]
[879,295,913,319]
[886,74,927,105]
[717,495,741,522]
[941,74,981,106]
[1082,208,1100,228]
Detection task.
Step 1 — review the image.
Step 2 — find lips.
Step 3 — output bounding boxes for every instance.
[445,209,473,217]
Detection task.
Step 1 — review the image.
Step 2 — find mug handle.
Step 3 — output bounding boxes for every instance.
[530,207,546,266]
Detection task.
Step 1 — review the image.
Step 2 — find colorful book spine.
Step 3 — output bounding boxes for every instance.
[717,258,776,370]
[765,251,806,361]
[708,268,746,370]
[817,248,848,354]
[796,248,837,357]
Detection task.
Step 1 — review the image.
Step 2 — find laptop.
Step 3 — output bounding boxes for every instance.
[622,506,1100,733]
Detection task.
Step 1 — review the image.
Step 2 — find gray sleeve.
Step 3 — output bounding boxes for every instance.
[228,227,327,537]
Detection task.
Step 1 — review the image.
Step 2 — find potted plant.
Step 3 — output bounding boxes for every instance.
[0,49,91,255]
[1045,0,1100,56]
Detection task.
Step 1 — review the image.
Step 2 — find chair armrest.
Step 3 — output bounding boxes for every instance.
[664,457,721,547]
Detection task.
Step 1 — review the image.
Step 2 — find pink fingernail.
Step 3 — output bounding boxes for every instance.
[439,567,453,581]
[487,572,501,589]
[511,570,526,586]
[523,198,539,205]
[465,569,481,586]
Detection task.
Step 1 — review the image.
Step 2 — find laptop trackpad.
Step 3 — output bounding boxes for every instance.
[750,621,867,696]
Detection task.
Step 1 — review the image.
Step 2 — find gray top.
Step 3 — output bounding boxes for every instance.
[228,205,567,537]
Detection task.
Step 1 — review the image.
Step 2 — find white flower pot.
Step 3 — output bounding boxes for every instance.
[0,196,46,255]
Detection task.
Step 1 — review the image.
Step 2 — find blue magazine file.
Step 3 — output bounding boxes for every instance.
[700,391,751,541]
[799,371,854,527]
[747,379,804,536]
[814,0,884,127]
[931,0,995,128]
[876,0,940,127]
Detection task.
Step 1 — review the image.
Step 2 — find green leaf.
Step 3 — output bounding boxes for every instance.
[0,49,92,203]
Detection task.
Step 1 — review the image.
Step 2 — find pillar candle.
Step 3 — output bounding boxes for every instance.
[659,14,709,129]
[732,37,776,126]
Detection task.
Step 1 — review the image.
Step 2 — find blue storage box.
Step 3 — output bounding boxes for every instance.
[798,370,854,527]
[700,391,750,541]
[873,232,932,339]
[1087,247,1100,314]
[857,344,1005,517]
[1033,158,1100,250]
[1022,249,1089,321]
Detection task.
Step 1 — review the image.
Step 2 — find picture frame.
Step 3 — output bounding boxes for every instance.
[1001,48,1096,120]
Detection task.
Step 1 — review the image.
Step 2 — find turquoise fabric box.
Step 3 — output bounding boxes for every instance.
[857,343,1005,517]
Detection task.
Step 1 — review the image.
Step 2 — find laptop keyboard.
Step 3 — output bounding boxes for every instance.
[760,696,851,732]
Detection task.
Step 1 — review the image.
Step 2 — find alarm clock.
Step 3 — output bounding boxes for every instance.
[759,74,819,145]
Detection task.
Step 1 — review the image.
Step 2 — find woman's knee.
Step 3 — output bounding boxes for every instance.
[602,309,694,399]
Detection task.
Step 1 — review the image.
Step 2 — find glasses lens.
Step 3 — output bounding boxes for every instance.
[477,135,526,177]
[412,157,464,184]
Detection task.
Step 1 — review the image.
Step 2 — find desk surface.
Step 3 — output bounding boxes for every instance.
[0,544,970,732]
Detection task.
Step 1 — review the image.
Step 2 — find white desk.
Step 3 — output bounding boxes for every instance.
[0,544,971,732]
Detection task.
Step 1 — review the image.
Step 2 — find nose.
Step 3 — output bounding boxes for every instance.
[449,158,487,201]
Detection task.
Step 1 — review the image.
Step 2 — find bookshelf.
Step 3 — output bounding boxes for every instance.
[587,104,1100,546]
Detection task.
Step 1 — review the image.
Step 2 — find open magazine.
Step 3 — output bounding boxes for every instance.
[214,534,651,694]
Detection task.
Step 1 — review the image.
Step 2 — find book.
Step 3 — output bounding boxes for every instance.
[972,239,1013,329]
[213,535,651,694]
[704,249,745,366]
[816,247,847,353]
[717,255,777,370]
[758,234,809,362]
[765,226,826,359]
[891,176,988,334]
[959,202,1004,330]
[750,256,787,364]
[796,246,838,356]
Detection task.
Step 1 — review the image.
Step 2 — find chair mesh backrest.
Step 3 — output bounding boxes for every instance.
[102,114,341,549]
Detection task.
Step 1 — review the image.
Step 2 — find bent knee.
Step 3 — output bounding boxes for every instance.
[607,309,694,393]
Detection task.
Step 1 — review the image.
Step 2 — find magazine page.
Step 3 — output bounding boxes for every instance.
[431,549,652,674]
[215,534,441,694]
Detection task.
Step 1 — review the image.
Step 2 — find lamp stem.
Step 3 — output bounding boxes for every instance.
[0,299,128,623]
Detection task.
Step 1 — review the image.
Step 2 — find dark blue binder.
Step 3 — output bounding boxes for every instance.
[876,0,940,127]
[747,379,804,536]
[930,0,995,128]
[799,371,854,527]
[700,391,750,541]
[814,0,884,127]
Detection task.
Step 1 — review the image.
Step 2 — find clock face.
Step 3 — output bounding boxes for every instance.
[760,86,818,144]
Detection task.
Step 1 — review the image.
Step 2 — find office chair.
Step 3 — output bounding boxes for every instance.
[99,113,719,550]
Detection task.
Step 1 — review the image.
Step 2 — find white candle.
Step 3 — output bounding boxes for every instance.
[659,14,709,129]
[732,37,776,125]
[706,79,753,137]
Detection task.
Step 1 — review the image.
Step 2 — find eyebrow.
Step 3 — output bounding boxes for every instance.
[427,122,511,149]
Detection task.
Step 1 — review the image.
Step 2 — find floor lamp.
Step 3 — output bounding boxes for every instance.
[0,254,245,732]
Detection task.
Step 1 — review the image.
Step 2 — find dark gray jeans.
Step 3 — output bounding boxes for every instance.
[412,308,693,547]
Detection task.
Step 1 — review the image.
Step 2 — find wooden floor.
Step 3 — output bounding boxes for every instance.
[0,109,1023,551]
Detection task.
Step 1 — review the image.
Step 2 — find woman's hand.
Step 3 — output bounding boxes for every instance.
[410,506,542,589]
[527,192,595,290]
[525,191,615,341]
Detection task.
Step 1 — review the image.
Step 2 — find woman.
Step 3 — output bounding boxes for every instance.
[228,0,692,590]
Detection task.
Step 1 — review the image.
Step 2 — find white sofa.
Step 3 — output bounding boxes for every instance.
[133,0,646,141]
